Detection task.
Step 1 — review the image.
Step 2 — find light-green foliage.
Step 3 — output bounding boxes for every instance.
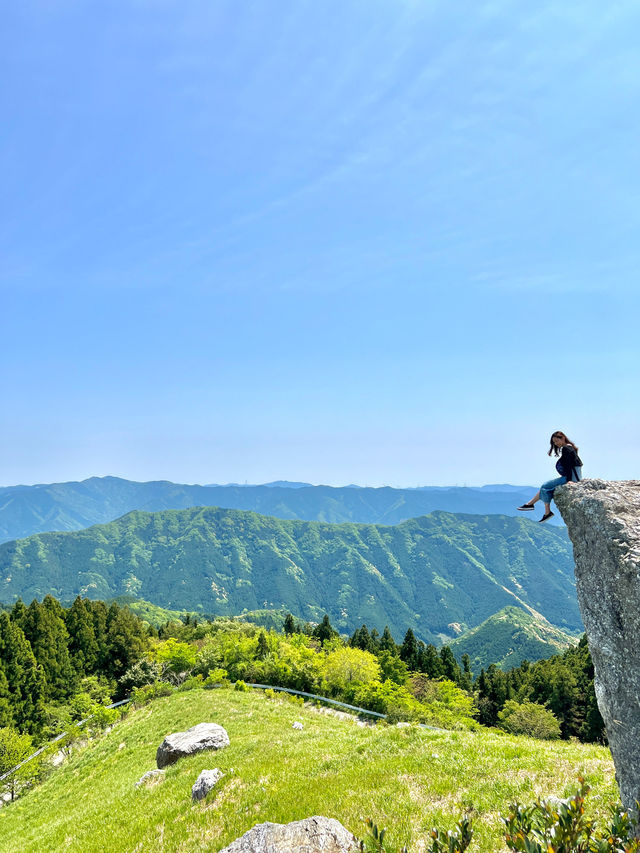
[0,689,618,853]
[322,647,380,695]
[155,638,197,675]
[131,682,173,707]
[202,668,228,688]
[0,727,39,801]
[498,700,561,740]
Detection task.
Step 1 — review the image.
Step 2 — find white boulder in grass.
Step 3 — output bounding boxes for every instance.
[156,722,230,768]
[192,768,224,801]
[218,816,359,852]
[292,721,303,730]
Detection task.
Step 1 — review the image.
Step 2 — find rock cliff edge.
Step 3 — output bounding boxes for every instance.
[555,479,640,813]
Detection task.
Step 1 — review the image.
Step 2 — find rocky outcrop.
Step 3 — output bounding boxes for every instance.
[191,768,223,801]
[218,816,358,852]
[156,723,229,769]
[555,480,640,813]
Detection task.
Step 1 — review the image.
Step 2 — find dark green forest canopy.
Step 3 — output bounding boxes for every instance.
[0,506,578,642]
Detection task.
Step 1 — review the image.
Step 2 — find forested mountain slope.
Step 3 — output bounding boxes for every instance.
[449,605,576,671]
[0,507,578,643]
[0,476,543,543]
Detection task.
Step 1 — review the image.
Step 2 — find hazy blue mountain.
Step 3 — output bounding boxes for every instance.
[0,476,551,544]
[0,506,578,642]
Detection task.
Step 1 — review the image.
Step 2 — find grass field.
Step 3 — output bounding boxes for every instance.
[0,688,617,853]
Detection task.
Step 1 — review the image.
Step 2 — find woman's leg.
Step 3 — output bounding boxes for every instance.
[518,490,540,508]
[539,477,567,513]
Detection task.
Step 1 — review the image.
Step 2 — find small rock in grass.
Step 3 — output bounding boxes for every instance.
[192,768,224,802]
[135,769,166,788]
[292,721,303,730]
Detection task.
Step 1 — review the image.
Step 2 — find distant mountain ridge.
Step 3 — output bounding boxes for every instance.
[0,476,549,544]
[0,505,579,643]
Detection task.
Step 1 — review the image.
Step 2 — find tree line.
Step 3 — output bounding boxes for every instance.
[0,597,604,748]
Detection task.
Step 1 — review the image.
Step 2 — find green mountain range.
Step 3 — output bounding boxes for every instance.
[0,476,546,544]
[0,506,578,643]
[449,605,576,671]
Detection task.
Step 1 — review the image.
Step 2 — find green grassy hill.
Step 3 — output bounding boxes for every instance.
[449,606,577,671]
[0,507,578,642]
[0,688,616,853]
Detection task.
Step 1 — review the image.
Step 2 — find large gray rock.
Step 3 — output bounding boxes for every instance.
[156,722,229,769]
[555,479,640,813]
[218,816,358,852]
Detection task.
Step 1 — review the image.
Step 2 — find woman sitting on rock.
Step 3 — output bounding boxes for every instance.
[517,431,583,522]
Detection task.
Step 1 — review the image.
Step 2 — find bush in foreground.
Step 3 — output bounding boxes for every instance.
[362,780,639,853]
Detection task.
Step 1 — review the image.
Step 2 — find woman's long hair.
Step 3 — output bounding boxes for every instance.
[548,430,579,457]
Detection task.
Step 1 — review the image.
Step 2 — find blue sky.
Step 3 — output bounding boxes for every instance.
[2,0,639,487]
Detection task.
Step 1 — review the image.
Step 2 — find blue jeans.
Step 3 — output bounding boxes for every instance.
[540,468,582,504]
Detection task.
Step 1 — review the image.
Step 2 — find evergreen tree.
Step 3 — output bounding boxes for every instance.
[369,628,380,651]
[87,600,110,674]
[283,613,296,635]
[105,603,148,684]
[474,663,511,726]
[440,645,462,683]
[19,597,76,701]
[0,612,46,734]
[65,597,100,676]
[419,644,444,679]
[399,628,419,670]
[378,626,397,654]
[350,624,374,653]
[256,630,269,659]
[9,600,26,624]
[312,615,338,646]
[460,653,473,691]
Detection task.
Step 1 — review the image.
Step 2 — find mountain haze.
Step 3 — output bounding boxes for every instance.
[0,506,578,643]
[0,476,547,544]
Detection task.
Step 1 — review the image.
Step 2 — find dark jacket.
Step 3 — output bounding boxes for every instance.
[555,445,583,480]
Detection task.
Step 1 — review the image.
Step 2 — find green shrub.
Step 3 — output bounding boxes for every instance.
[429,817,473,853]
[234,680,248,692]
[264,688,277,699]
[119,660,163,694]
[284,692,304,707]
[498,699,561,740]
[203,668,228,688]
[358,815,473,853]
[177,674,203,692]
[502,778,639,852]
[85,703,120,733]
[131,682,173,707]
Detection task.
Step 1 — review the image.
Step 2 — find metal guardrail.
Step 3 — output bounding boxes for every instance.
[246,682,441,730]
[246,682,388,718]
[0,697,132,784]
[1,681,440,790]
